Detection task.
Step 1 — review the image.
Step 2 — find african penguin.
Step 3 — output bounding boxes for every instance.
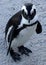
[5,3,42,61]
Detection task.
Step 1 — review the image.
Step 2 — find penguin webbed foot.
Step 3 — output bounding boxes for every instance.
[18,46,32,56]
[10,48,21,62]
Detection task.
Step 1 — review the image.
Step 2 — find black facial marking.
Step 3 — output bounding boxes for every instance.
[22,3,36,20]
[25,3,33,15]
[25,3,33,11]
[36,20,42,34]
[31,9,36,20]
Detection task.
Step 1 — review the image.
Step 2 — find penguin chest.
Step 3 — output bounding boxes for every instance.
[11,24,37,50]
[11,16,38,48]
[16,23,37,46]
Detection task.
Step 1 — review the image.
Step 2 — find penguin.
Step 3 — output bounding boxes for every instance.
[5,3,42,61]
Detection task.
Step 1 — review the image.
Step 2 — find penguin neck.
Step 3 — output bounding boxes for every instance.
[22,14,38,24]
[18,14,38,28]
[22,15,29,24]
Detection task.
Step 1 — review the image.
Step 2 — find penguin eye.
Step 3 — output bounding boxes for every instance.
[22,9,27,15]
[22,9,28,19]
[31,9,36,15]
[22,9,24,12]
[22,9,24,14]
[30,9,36,20]
[24,12,27,15]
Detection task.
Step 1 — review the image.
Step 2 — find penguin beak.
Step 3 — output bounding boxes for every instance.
[28,18,30,23]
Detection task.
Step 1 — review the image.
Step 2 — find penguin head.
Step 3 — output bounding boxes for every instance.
[21,3,36,23]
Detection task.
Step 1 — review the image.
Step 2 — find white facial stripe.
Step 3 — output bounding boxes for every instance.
[31,5,36,14]
[21,5,28,14]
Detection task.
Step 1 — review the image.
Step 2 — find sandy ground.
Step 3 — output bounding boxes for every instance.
[0,0,46,65]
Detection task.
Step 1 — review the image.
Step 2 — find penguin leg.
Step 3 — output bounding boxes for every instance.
[18,45,32,56]
[10,47,21,62]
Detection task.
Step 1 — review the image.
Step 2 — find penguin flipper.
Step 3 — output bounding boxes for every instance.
[36,20,42,34]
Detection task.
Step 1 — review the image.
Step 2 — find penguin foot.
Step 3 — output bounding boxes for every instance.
[18,46,32,56]
[10,48,21,62]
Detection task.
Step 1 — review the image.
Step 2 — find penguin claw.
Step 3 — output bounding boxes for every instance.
[23,46,32,53]
[10,48,21,61]
[18,46,32,56]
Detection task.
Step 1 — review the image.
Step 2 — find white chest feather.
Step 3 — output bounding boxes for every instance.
[11,23,37,50]
[11,15,38,48]
[17,23,37,44]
